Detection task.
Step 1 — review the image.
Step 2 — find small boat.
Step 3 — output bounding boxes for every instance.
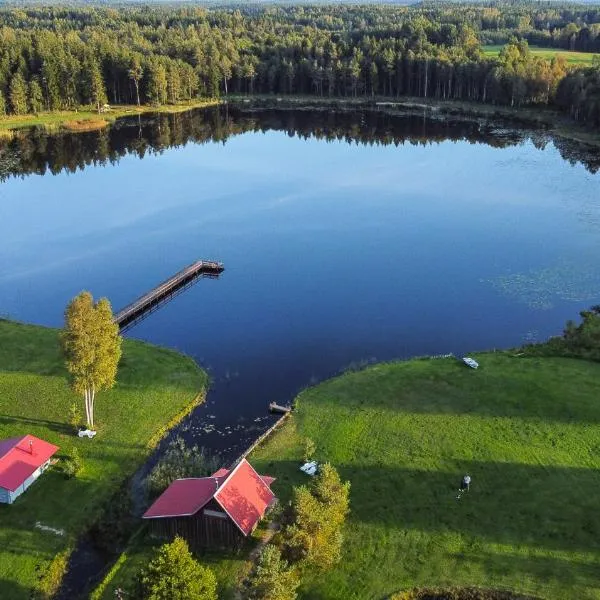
[462,357,479,369]
[269,402,291,414]
[300,461,318,476]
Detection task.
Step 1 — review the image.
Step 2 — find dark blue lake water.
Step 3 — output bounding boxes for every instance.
[1,106,599,458]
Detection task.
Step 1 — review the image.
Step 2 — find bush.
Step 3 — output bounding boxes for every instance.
[247,545,299,600]
[145,436,219,498]
[523,306,600,361]
[62,447,82,479]
[69,401,82,433]
[140,536,217,600]
[303,438,315,463]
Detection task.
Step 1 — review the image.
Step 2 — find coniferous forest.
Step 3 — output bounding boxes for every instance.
[0,3,599,127]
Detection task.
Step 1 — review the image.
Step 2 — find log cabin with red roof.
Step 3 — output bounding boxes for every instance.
[0,434,59,504]
[143,458,276,548]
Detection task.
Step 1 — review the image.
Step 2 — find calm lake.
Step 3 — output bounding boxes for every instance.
[1,105,600,459]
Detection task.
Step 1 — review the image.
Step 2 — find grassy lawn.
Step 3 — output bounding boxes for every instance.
[0,319,208,599]
[482,45,598,65]
[247,353,600,600]
[0,99,220,132]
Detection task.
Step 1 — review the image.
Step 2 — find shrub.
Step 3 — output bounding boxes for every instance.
[62,447,82,479]
[523,306,600,361]
[247,545,299,600]
[303,438,316,463]
[145,436,219,498]
[140,536,217,600]
[69,402,82,433]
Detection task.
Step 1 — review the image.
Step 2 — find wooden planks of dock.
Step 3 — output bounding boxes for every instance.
[115,260,224,331]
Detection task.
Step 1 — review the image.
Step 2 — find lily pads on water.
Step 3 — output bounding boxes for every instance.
[484,261,600,310]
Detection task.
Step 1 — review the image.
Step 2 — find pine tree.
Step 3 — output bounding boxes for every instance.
[9,72,28,115]
[28,78,44,114]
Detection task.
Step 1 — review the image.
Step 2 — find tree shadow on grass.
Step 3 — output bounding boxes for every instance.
[0,414,71,435]
[0,578,31,600]
[344,460,600,554]
[459,551,600,599]
[266,459,600,555]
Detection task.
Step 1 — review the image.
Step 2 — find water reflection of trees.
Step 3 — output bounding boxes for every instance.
[1,106,598,181]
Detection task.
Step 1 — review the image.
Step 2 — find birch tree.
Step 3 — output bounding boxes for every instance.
[62,291,122,430]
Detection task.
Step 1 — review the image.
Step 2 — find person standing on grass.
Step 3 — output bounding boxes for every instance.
[457,474,471,499]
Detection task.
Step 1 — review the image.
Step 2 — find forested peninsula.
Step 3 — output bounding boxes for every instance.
[1,3,600,128]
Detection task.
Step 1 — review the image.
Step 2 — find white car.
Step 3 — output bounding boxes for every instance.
[78,429,97,438]
[462,357,479,369]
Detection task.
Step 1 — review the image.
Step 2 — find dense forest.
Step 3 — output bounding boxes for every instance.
[0,3,599,126]
[2,106,599,181]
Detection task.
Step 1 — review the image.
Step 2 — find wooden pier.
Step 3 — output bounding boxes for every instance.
[115,260,224,332]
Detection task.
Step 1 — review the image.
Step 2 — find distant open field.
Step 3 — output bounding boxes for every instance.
[249,353,600,599]
[483,45,598,65]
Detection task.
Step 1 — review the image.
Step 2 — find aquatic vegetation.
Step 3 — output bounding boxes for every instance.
[485,261,600,309]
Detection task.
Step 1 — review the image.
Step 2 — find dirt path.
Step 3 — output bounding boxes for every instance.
[234,520,280,599]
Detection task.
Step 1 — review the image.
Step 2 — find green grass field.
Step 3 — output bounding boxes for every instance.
[483,45,598,66]
[248,353,600,599]
[0,320,207,599]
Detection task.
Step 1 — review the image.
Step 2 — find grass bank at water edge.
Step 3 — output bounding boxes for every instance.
[0,319,208,599]
[0,99,220,133]
[247,352,600,600]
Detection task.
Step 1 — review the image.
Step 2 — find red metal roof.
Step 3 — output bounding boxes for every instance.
[143,459,276,535]
[214,460,276,536]
[0,435,59,492]
[143,478,219,518]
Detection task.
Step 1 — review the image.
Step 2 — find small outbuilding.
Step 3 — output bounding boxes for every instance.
[143,458,276,549]
[0,434,59,504]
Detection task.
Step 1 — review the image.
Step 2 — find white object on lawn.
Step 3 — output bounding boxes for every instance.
[300,461,318,476]
[78,429,97,438]
[462,357,479,369]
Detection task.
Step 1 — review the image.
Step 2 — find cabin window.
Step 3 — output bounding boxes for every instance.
[203,509,228,519]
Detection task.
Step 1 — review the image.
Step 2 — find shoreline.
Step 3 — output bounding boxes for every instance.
[0,99,221,132]
[226,94,600,149]
[0,320,209,599]
[2,94,597,152]
[244,350,600,600]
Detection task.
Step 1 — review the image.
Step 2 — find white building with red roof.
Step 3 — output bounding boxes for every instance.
[0,434,59,504]
[143,458,276,548]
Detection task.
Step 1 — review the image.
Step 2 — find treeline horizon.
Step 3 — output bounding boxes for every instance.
[1,106,598,181]
[0,3,599,126]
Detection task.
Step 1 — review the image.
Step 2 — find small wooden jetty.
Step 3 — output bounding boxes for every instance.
[269,402,291,414]
[115,260,224,332]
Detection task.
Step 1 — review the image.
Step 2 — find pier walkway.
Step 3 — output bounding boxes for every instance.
[115,260,224,332]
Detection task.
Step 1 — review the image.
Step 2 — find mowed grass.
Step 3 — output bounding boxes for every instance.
[250,353,600,600]
[0,320,207,599]
[483,45,598,65]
